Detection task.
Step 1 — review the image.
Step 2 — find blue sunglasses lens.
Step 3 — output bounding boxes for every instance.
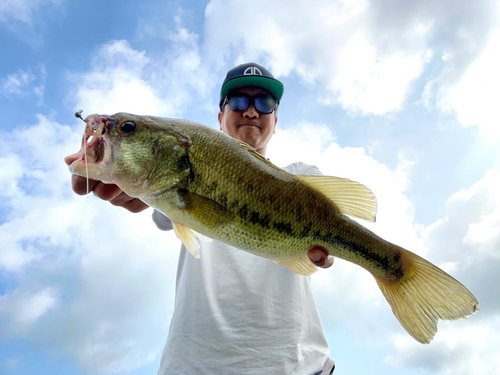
[256,96,277,114]
[228,95,276,114]
[229,95,250,111]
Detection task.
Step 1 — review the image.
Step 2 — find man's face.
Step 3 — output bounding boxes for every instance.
[218,87,278,156]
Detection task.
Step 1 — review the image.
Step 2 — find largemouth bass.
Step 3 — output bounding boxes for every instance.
[65,112,478,344]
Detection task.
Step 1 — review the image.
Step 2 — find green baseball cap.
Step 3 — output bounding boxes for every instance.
[219,62,284,109]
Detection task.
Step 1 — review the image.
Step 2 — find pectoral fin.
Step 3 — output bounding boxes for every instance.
[296,175,377,222]
[276,253,318,276]
[172,221,201,259]
[177,189,233,225]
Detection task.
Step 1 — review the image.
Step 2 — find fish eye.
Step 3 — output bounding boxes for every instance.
[120,121,136,135]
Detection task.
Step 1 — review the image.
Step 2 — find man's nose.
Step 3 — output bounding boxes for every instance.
[243,104,259,118]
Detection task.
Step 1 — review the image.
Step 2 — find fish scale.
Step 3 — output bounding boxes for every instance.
[65,112,479,344]
[186,139,336,259]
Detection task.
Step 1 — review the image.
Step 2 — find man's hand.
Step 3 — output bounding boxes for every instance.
[65,158,149,213]
[308,247,334,269]
[69,174,148,212]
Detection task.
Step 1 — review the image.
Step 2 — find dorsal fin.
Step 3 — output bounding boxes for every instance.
[295,175,377,222]
[233,139,284,172]
[233,138,376,222]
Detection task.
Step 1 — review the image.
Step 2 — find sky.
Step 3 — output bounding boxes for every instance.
[1,0,500,374]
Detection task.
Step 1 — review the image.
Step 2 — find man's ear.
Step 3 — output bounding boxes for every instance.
[218,111,223,131]
[273,114,278,134]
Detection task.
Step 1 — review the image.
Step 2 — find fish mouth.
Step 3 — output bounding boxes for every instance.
[64,114,116,182]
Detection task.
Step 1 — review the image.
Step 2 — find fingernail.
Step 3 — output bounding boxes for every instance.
[309,252,321,262]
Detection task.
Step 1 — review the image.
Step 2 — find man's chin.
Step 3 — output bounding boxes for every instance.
[243,139,258,148]
[235,127,257,139]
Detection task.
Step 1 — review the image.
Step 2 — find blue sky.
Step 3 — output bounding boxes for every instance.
[1,0,500,374]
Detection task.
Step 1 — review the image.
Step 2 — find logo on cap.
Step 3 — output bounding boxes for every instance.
[243,66,263,76]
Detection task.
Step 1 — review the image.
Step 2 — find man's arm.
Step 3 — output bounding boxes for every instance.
[152,209,174,231]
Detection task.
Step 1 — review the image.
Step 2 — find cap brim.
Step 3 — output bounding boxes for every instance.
[220,76,284,103]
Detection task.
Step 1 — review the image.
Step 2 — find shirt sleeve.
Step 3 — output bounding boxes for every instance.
[301,164,323,177]
[152,209,174,231]
[285,161,324,176]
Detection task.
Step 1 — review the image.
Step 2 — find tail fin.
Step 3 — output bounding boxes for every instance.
[375,248,479,344]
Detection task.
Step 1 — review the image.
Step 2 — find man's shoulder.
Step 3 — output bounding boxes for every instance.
[281,161,323,176]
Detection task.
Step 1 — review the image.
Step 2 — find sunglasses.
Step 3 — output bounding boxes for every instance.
[222,94,278,114]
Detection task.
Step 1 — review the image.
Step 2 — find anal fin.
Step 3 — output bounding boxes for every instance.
[276,253,318,276]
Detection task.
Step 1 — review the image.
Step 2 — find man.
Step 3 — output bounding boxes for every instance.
[67,63,335,374]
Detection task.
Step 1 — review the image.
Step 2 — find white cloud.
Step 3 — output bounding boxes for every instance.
[0,236,42,271]
[422,169,500,265]
[0,115,79,272]
[464,210,500,260]
[203,0,500,134]
[0,64,46,104]
[437,29,500,138]
[0,70,36,96]
[0,287,59,330]
[0,0,62,45]
[204,0,431,115]
[387,323,500,374]
[0,0,62,23]
[326,34,431,115]
[71,21,214,118]
[0,154,24,196]
[70,40,160,116]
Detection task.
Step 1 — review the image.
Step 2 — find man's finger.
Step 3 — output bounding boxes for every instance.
[308,247,334,269]
[71,175,99,195]
[110,192,149,213]
[320,255,334,269]
[121,198,150,213]
[109,191,135,206]
[93,182,123,201]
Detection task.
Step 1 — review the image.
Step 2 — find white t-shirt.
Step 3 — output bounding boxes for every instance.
[154,162,331,375]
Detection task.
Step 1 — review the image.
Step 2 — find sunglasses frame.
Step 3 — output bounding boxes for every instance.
[221,94,278,114]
